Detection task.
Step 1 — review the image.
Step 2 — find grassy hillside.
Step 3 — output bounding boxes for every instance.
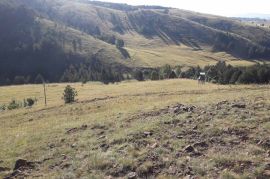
[1,0,270,85]
[0,80,270,178]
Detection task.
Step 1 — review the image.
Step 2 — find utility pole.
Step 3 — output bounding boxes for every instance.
[43,82,47,106]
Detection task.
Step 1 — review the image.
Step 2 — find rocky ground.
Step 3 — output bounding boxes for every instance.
[2,97,270,178]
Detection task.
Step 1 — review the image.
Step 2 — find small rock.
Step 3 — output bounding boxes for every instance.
[176,135,183,139]
[175,152,182,158]
[184,145,195,153]
[217,100,228,106]
[81,124,87,129]
[264,170,270,176]
[267,150,270,157]
[61,154,67,159]
[164,121,171,124]
[60,138,65,143]
[193,141,208,148]
[183,175,193,179]
[170,106,180,114]
[143,131,153,137]
[66,127,78,134]
[0,166,10,172]
[168,166,177,174]
[48,143,55,149]
[14,159,34,170]
[150,142,158,149]
[60,163,71,169]
[100,143,109,151]
[71,143,76,148]
[97,135,106,140]
[265,163,270,170]
[231,103,246,108]
[186,115,192,119]
[257,140,263,145]
[127,172,137,179]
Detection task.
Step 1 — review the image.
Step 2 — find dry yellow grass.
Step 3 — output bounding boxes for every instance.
[0,79,269,178]
[125,44,256,68]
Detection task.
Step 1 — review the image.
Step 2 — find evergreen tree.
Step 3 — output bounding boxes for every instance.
[13,76,26,85]
[175,66,181,77]
[72,39,77,52]
[35,74,44,84]
[160,64,172,79]
[63,85,78,104]
[169,71,177,79]
[150,71,159,80]
[134,70,144,81]
[115,39,124,49]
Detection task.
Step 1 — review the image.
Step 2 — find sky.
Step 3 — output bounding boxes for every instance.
[99,0,270,17]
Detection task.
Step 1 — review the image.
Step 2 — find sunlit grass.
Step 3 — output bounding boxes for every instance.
[0,79,269,178]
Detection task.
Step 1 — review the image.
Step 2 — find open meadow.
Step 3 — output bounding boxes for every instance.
[0,79,270,178]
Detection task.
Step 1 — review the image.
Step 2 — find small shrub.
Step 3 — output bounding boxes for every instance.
[26,98,35,106]
[0,104,6,111]
[63,85,78,104]
[7,100,21,110]
[136,161,154,177]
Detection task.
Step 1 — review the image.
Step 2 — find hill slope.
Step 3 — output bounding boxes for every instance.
[0,80,270,178]
[1,0,270,85]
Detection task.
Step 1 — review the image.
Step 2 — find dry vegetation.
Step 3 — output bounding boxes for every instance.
[125,45,257,68]
[0,79,270,178]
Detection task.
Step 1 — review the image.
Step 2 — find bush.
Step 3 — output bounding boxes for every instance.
[0,104,6,111]
[26,98,35,106]
[7,100,21,110]
[63,85,78,104]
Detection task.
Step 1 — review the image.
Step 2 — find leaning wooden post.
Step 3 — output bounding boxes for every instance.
[43,82,47,106]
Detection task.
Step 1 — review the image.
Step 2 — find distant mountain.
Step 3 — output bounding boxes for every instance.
[1,0,270,85]
[235,13,270,19]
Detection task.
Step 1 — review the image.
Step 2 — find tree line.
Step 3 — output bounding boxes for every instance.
[133,61,270,84]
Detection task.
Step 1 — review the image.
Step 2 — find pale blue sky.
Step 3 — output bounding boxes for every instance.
[100,0,270,17]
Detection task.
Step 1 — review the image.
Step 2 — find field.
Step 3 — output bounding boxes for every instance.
[0,79,270,178]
